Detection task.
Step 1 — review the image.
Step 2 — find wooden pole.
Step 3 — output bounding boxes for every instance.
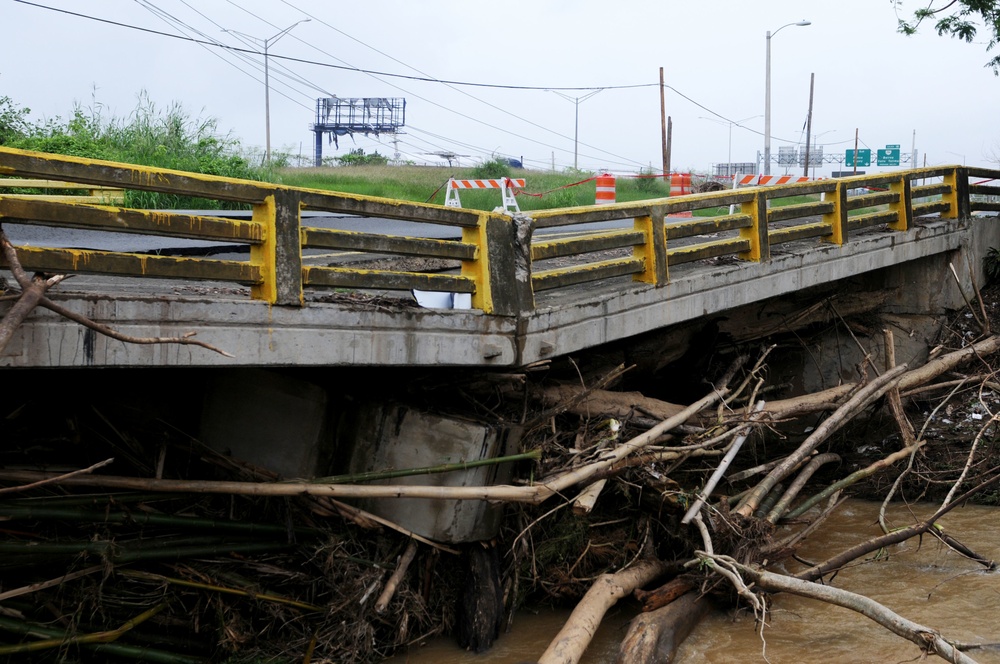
[665,117,672,177]
[659,67,669,176]
[853,127,859,175]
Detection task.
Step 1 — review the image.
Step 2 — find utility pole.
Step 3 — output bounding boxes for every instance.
[802,73,814,177]
[660,67,669,176]
[853,128,859,176]
[665,117,673,176]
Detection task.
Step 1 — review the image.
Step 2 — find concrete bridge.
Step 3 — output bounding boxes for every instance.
[4,147,1000,544]
[1,146,999,370]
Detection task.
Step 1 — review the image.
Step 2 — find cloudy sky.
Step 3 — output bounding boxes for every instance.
[3,0,999,175]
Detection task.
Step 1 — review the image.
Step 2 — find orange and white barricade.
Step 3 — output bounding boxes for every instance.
[445,177,525,213]
[733,174,819,187]
[729,173,826,213]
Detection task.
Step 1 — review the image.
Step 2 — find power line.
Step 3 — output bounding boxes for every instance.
[171,0,332,99]
[17,0,834,168]
[14,1,654,92]
[271,0,643,166]
[217,1,648,168]
[18,0,653,168]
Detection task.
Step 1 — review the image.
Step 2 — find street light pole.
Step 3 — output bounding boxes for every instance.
[263,19,309,165]
[551,89,602,170]
[764,20,810,175]
[699,115,761,175]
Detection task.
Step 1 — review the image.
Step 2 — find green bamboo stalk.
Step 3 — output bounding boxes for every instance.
[0,603,166,655]
[753,483,784,520]
[306,449,542,484]
[121,570,323,612]
[783,443,924,521]
[0,614,203,663]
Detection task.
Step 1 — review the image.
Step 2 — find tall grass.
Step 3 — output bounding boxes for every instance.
[277,166,677,212]
[7,92,268,209]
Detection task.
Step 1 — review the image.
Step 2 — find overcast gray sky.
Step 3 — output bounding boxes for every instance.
[3,0,999,175]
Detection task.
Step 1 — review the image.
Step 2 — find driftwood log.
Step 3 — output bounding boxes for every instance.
[537,558,671,664]
[615,591,709,664]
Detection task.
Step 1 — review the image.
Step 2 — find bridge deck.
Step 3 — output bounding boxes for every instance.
[2,214,988,369]
[1,147,998,369]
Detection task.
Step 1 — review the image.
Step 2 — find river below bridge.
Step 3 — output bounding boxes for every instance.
[388,499,1000,663]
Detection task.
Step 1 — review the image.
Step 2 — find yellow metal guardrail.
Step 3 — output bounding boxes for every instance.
[0,178,125,205]
[526,167,1000,294]
[0,147,523,314]
[0,146,998,316]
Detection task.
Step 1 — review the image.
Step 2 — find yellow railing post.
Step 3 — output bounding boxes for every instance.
[941,168,960,219]
[462,214,492,313]
[823,180,847,245]
[632,209,668,285]
[739,188,769,261]
[462,212,534,315]
[251,195,277,304]
[252,189,303,305]
[888,174,912,231]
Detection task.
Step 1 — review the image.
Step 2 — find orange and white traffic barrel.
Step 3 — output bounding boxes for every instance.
[595,173,616,205]
[670,173,692,196]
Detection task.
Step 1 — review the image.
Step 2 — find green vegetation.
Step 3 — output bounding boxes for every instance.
[895,0,1000,72]
[334,148,389,167]
[1,93,268,209]
[0,96,31,146]
[470,155,512,179]
[277,164,677,211]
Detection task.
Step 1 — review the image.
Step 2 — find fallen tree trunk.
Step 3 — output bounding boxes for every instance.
[634,577,695,613]
[748,334,1000,420]
[614,591,709,664]
[735,364,909,517]
[736,564,978,664]
[537,558,670,664]
[540,384,685,422]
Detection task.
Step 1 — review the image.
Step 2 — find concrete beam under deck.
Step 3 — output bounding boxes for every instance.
[520,219,988,365]
[2,217,996,369]
[1,296,518,367]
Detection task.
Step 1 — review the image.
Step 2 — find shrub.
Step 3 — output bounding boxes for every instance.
[0,96,31,145]
[633,169,664,194]
[471,156,511,179]
[336,149,389,167]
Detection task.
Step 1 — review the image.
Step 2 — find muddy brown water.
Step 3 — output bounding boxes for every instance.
[388,499,1000,663]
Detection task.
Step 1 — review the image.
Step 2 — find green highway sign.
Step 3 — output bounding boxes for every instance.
[846,149,871,167]
[877,147,901,166]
